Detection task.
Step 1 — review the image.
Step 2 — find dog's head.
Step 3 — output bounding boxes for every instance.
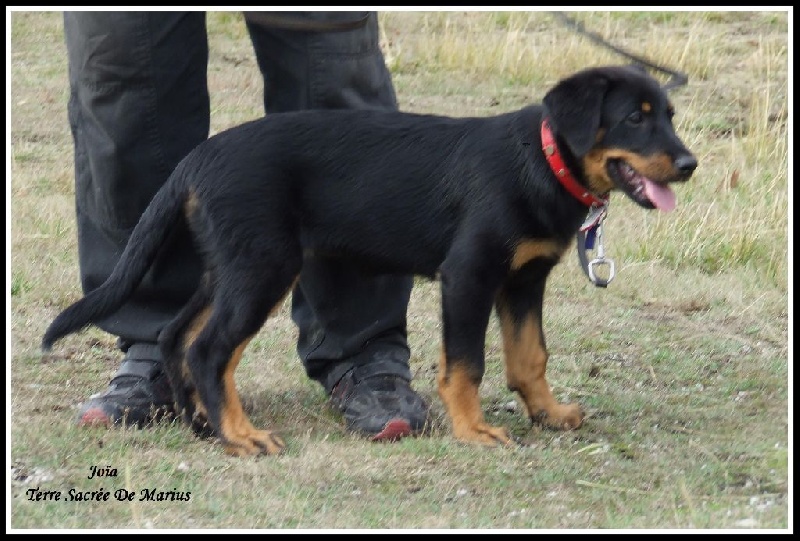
[542,65,697,211]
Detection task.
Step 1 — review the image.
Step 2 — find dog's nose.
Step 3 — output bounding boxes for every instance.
[675,154,698,176]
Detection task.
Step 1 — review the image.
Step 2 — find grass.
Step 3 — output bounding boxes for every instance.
[8,10,790,531]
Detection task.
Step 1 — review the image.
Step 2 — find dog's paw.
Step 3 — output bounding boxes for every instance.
[222,429,286,457]
[531,402,584,430]
[452,421,516,446]
[189,411,215,438]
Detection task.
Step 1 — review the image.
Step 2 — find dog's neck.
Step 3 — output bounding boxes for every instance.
[540,118,608,209]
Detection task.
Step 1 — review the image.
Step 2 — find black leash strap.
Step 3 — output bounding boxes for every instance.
[550,12,689,90]
[243,11,370,33]
[576,229,614,288]
[576,229,604,287]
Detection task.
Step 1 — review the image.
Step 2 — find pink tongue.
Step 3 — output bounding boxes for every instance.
[643,178,676,212]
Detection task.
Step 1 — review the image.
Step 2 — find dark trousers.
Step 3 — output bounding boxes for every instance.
[63,11,414,391]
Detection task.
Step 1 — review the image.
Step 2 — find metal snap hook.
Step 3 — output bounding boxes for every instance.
[587,257,615,287]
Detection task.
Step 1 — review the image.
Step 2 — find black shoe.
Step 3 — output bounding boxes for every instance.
[75,344,174,428]
[329,360,429,441]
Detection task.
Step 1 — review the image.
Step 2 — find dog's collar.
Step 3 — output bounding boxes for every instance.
[541,118,615,288]
[540,117,609,208]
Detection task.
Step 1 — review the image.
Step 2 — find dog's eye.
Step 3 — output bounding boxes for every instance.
[626,111,644,125]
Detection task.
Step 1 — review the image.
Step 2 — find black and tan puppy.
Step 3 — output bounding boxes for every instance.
[43,65,697,456]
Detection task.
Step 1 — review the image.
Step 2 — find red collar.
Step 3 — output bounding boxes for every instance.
[540,118,608,208]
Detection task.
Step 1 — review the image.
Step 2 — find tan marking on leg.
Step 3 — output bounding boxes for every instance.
[184,190,199,220]
[437,351,512,445]
[188,389,209,427]
[216,278,297,457]
[183,306,211,351]
[499,312,583,429]
[511,239,565,271]
[219,338,285,457]
[181,307,211,421]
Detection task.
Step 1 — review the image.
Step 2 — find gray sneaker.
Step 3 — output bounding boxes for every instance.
[75,344,174,428]
[329,361,429,441]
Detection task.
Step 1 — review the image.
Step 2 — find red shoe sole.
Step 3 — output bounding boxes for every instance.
[370,418,413,442]
[76,408,112,428]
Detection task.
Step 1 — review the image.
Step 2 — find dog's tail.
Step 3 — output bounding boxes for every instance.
[41,176,187,351]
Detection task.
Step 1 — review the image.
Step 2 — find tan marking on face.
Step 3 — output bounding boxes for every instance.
[606,150,679,182]
[582,149,617,193]
[595,128,606,143]
[583,148,682,194]
[511,239,565,271]
[642,101,652,113]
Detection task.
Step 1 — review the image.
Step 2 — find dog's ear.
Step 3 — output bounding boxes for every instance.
[542,70,610,156]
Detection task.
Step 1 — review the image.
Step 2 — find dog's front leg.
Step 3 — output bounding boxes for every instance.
[495,259,584,430]
[438,253,513,446]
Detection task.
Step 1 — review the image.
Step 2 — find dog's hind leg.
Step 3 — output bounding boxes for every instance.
[158,273,214,436]
[187,254,300,457]
[495,259,584,430]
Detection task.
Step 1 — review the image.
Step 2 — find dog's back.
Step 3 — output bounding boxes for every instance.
[184,107,546,277]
